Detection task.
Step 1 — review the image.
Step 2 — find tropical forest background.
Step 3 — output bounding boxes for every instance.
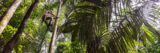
[0,0,160,53]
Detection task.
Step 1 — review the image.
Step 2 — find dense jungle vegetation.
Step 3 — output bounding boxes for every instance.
[0,0,160,53]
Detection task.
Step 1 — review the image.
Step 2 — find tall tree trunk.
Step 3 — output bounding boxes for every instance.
[87,36,100,53]
[48,0,62,53]
[0,0,22,35]
[2,0,39,53]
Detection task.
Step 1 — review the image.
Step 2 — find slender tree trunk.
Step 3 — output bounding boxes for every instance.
[0,0,22,35]
[2,0,39,53]
[48,0,62,53]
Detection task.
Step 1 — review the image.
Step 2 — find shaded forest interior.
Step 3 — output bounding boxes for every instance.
[0,0,160,53]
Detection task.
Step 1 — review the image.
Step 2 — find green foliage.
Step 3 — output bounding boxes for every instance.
[56,42,72,53]
[0,0,12,16]
[56,41,86,53]
[0,0,160,53]
[0,25,17,44]
[60,0,160,53]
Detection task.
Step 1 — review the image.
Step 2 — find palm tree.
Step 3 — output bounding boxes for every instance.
[58,0,160,53]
